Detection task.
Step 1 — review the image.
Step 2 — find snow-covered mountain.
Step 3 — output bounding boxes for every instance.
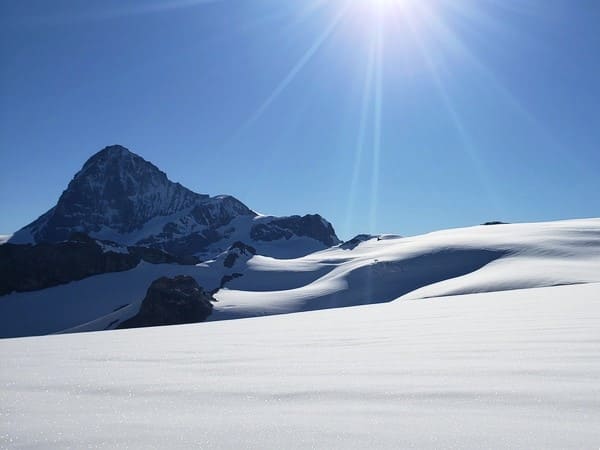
[2,217,599,338]
[2,145,599,340]
[9,145,339,258]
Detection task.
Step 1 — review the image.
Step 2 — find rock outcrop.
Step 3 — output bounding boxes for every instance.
[250,214,338,247]
[340,234,375,250]
[223,241,257,268]
[119,276,214,329]
[482,221,508,226]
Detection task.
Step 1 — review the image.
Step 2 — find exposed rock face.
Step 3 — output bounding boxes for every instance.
[229,241,257,255]
[340,234,375,250]
[119,276,213,329]
[482,221,508,226]
[0,233,198,296]
[9,145,255,254]
[10,145,339,257]
[12,146,210,242]
[217,273,243,292]
[251,214,338,247]
[223,241,257,268]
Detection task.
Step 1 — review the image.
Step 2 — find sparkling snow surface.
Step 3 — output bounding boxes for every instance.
[1,283,599,449]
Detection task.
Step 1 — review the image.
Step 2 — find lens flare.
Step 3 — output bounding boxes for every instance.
[358,0,415,14]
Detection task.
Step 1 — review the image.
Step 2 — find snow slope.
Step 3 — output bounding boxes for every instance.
[0,263,211,338]
[212,217,600,317]
[1,282,599,449]
[1,218,599,338]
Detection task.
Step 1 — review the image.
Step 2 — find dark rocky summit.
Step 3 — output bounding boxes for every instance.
[10,145,339,257]
[119,276,214,329]
[250,214,338,247]
[10,145,255,254]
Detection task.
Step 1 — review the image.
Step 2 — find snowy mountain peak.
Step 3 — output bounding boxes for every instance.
[86,144,131,160]
[76,145,186,194]
[76,145,194,197]
[10,145,339,257]
[11,145,212,244]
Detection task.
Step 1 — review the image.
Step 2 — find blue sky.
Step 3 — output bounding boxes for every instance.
[1,0,599,239]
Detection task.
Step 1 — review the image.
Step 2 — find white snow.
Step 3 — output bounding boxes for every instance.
[212,218,600,318]
[1,218,599,338]
[0,234,12,244]
[1,282,599,449]
[0,262,215,338]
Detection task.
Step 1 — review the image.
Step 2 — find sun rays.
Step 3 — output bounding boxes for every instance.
[370,20,384,233]
[225,0,545,236]
[239,4,350,133]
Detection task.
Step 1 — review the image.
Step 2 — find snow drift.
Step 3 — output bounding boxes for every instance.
[1,217,599,338]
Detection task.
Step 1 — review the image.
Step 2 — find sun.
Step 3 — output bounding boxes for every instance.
[350,0,418,20]
[364,0,414,12]
[370,0,402,6]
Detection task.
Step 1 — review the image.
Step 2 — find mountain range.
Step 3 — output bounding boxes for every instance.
[2,145,600,339]
[9,145,339,258]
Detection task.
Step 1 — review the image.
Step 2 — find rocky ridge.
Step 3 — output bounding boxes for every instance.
[10,145,339,258]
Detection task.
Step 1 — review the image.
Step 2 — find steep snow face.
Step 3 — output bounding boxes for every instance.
[8,145,339,256]
[1,283,599,449]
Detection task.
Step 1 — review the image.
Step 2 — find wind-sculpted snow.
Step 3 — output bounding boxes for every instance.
[1,283,599,448]
[1,217,599,338]
[212,248,506,319]
[213,217,600,319]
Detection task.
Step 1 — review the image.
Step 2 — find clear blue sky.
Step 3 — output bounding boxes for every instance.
[1,0,599,239]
